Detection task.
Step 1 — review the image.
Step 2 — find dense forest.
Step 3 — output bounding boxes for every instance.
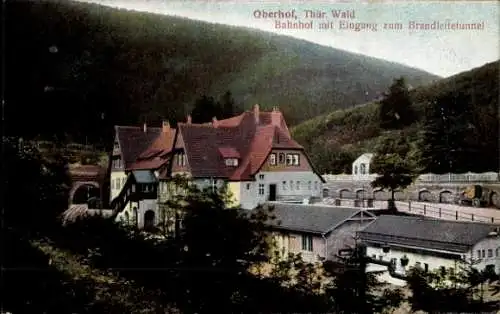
[292,61,499,174]
[6,0,438,145]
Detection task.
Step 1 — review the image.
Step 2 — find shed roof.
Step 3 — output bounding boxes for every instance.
[260,203,376,235]
[132,170,157,183]
[358,215,498,253]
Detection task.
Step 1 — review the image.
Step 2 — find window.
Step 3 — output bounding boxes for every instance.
[116,178,121,190]
[482,249,486,258]
[424,263,429,272]
[114,141,119,149]
[372,255,376,259]
[286,154,293,166]
[308,181,312,190]
[293,154,299,166]
[390,258,397,266]
[302,235,313,251]
[269,153,276,165]
[259,174,265,180]
[144,184,150,192]
[225,158,238,166]
[278,153,285,164]
[296,181,300,190]
[111,179,115,190]
[477,250,481,258]
[246,183,251,190]
[131,184,136,193]
[496,248,499,257]
[488,249,493,258]
[258,184,265,195]
[289,180,294,191]
[282,181,287,190]
[360,163,366,175]
[354,165,358,174]
[177,153,186,166]
[314,181,318,190]
[378,255,383,260]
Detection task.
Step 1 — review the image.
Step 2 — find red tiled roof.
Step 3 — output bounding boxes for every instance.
[175,107,304,180]
[115,126,161,169]
[118,124,176,171]
[127,158,168,171]
[117,107,314,181]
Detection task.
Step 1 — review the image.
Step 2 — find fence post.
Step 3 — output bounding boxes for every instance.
[471,214,474,221]
[439,208,442,218]
[408,201,411,212]
[423,204,426,216]
[456,211,458,220]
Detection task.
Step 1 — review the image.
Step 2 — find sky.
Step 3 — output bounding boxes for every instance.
[74,0,499,77]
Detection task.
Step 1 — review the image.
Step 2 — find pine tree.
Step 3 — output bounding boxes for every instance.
[378,77,415,129]
[420,91,478,173]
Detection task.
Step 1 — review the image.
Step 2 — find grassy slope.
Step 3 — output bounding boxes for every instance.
[291,61,500,173]
[6,0,438,143]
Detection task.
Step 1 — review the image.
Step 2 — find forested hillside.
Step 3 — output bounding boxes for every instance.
[6,0,438,145]
[292,61,499,174]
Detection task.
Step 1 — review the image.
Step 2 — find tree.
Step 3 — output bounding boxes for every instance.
[420,91,481,173]
[378,77,415,130]
[370,133,419,209]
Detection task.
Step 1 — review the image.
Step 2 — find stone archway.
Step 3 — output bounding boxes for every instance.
[71,183,100,204]
[418,189,432,202]
[490,192,500,208]
[439,190,453,203]
[338,188,351,199]
[144,210,155,230]
[355,189,367,200]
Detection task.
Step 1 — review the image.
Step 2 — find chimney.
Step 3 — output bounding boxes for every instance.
[143,122,147,133]
[187,114,192,124]
[162,120,170,133]
[253,104,260,125]
[212,116,218,128]
[271,106,281,126]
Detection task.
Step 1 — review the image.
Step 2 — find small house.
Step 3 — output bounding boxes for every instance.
[262,203,377,263]
[352,153,373,180]
[358,215,500,286]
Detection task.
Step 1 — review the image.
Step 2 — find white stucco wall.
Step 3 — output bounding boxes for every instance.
[472,236,500,274]
[110,171,127,203]
[115,199,158,229]
[352,153,373,179]
[235,171,322,209]
[365,245,465,286]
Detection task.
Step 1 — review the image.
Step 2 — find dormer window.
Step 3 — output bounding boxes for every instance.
[225,158,239,167]
[114,141,119,150]
[278,153,285,164]
[269,153,276,165]
[286,153,300,166]
[219,147,240,167]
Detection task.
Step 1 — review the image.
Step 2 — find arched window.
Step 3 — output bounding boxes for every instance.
[354,165,358,175]
[124,211,130,223]
[360,163,366,175]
